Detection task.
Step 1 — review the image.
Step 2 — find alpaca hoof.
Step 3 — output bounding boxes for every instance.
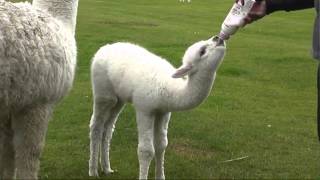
[89,169,99,177]
[103,168,116,175]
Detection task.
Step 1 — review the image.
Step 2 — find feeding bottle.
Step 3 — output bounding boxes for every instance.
[218,0,261,40]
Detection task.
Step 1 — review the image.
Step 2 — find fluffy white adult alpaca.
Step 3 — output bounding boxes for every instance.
[89,37,226,179]
[0,0,78,179]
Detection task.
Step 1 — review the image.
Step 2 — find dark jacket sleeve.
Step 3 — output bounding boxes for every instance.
[266,0,315,14]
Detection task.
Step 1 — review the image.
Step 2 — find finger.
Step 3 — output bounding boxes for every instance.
[235,0,245,5]
[247,12,265,20]
[244,16,253,25]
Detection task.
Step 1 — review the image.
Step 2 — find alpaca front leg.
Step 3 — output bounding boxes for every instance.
[0,114,15,179]
[89,98,117,177]
[0,131,3,177]
[100,102,124,175]
[0,127,15,179]
[0,115,16,179]
[11,105,52,179]
[136,111,155,180]
[154,112,171,180]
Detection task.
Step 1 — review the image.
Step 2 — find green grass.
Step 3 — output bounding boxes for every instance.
[15,0,320,179]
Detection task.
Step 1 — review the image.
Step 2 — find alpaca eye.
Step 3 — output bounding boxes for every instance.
[199,47,206,57]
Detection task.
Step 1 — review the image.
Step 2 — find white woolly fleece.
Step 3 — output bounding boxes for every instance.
[0,1,77,109]
[0,0,78,179]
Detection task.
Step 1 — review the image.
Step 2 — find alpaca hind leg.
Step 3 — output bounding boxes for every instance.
[100,101,124,175]
[154,112,171,180]
[0,114,16,179]
[136,111,155,180]
[89,97,117,177]
[11,105,52,179]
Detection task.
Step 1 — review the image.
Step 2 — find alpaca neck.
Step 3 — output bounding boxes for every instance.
[167,66,218,111]
[33,0,79,35]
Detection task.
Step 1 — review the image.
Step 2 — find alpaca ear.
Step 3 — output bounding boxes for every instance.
[172,64,193,78]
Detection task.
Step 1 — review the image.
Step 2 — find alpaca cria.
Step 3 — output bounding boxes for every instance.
[0,0,78,179]
[89,37,226,179]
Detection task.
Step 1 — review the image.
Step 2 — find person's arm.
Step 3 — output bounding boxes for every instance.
[266,0,314,14]
[244,0,315,24]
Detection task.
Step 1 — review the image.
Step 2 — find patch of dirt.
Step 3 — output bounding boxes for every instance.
[169,138,215,160]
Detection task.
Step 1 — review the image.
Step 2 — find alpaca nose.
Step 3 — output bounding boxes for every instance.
[211,36,225,47]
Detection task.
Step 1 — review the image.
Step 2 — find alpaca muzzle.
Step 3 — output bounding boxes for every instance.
[212,36,225,47]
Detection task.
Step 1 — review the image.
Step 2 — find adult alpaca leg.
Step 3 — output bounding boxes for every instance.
[0,131,3,178]
[12,105,52,179]
[89,97,117,177]
[0,113,15,179]
[0,129,3,177]
[136,111,155,180]
[0,122,15,179]
[154,112,171,180]
[100,101,124,175]
[318,63,320,141]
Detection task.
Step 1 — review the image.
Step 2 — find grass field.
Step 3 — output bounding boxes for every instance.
[16,0,320,179]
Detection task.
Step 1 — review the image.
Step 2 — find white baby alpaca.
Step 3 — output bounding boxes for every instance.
[0,0,78,179]
[89,37,226,179]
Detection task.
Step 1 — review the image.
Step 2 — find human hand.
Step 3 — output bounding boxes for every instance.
[243,0,267,25]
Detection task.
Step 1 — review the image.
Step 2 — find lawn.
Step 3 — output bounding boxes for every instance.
[18,0,320,179]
